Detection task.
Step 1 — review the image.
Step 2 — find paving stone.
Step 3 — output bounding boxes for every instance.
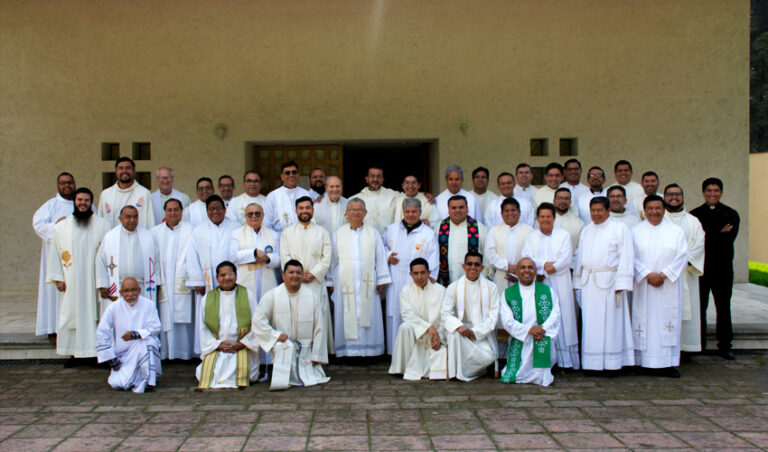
[74,423,139,437]
[13,424,81,438]
[482,419,545,433]
[147,411,205,423]
[736,432,768,448]
[368,410,421,422]
[529,407,583,419]
[243,435,307,451]
[597,418,663,433]
[673,432,753,448]
[193,422,253,436]
[491,433,561,449]
[369,421,427,435]
[430,433,495,450]
[421,408,476,421]
[710,415,768,431]
[35,413,98,424]
[179,436,247,451]
[657,418,723,432]
[0,437,63,451]
[614,432,688,448]
[307,434,369,450]
[475,408,532,420]
[252,422,310,436]
[133,422,197,437]
[94,412,153,423]
[370,434,432,450]
[424,419,483,435]
[552,433,624,448]
[0,414,40,424]
[311,422,368,435]
[541,419,603,433]
[50,436,123,452]
[0,425,23,441]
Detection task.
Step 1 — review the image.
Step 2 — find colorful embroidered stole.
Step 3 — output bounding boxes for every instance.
[500,282,552,383]
[437,217,480,286]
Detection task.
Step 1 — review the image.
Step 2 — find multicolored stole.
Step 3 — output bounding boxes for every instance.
[501,282,553,383]
[437,217,480,287]
[197,285,252,390]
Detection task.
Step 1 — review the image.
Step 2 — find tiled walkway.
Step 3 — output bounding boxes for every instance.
[1,355,766,451]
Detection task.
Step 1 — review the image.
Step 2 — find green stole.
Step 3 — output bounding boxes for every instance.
[500,282,553,384]
[197,285,252,390]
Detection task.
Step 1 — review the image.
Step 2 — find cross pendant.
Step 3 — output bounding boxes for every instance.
[107,256,118,277]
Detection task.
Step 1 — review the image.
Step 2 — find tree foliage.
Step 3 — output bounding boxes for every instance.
[752,0,768,153]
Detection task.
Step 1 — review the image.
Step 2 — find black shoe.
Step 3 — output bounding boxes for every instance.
[680,351,693,364]
[719,350,735,360]
[657,367,681,378]
[603,369,621,378]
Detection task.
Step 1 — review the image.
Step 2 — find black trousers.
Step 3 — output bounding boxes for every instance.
[698,270,734,352]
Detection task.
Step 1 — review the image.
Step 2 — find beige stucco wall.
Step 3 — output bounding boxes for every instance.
[0,0,750,285]
[750,153,768,263]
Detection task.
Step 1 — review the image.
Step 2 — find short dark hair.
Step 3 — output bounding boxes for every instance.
[205,194,225,209]
[641,171,659,181]
[115,157,136,169]
[515,163,531,172]
[283,259,304,273]
[164,198,184,211]
[57,172,74,182]
[74,187,94,201]
[367,165,384,173]
[464,250,483,264]
[545,162,564,175]
[196,177,213,188]
[614,160,633,172]
[643,194,664,209]
[563,158,582,169]
[606,185,626,197]
[497,171,515,183]
[587,166,605,178]
[589,196,610,210]
[216,260,237,275]
[663,183,683,196]
[554,187,571,198]
[536,202,556,217]
[243,170,261,180]
[702,177,723,191]
[218,175,234,185]
[409,257,429,272]
[472,167,489,179]
[281,160,299,171]
[447,195,467,207]
[119,205,138,215]
[295,196,313,208]
[500,197,520,211]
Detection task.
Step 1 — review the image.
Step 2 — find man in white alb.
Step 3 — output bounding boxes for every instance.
[393,174,438,226]
[575,166,608,224]
[218,175,235,208]
[308,167,327,202]
[435,165,482,222]
[441,251,499,381]
[185,177,215,227]
[608,185,641,229]
[613,160,644,216]
[389,258,448,380]
[98,157,154,229]
[151,166,190,224]
[242,260,330,390]
[572,196,634,375]
[382,197,438,354]
[47,187,111,361]
[227,170,268,225]
[522,203,579,369]
[96,277,162,393]
[354,166,399,235]
[484,172,535,228]
[152,199,196,360]
[513,163,538,205]
[553,187,584,257]
[560,159,589,202]
[632,195,688,377]
[638,171,662,219]
[532,163,564,207]
[314,176,348,234]
[33,172,76,342]
[328,198,392,357]
[265,161,310,233]
[437,195,487,286]
[485,197,533,294]
[279,196,333,354]
[471,167,497,216]
[229,203,280,307]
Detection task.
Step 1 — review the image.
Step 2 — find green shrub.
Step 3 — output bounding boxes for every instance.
[749,261,768,287]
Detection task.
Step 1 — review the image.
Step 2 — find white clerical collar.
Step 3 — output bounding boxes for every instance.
[590,188,604,195]
[121,226,136,235]
[611,210,627,216]
[464,277,480,286]
[220,288,235,295]
[365,187,381,193]
[539,229,553,236]
[594,219,610,228]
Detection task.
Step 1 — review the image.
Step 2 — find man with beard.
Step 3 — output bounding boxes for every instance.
[309,167,327,202]
[354,166,400,234]
[95,277,162,393]
[608,185,640,229]
[560,158,589,202]
[150,166,190,224]
[265,161,311,233]
[227,170,268,225]
[33,172,77,342]
[98,157,154,229]
[185,177,215,227]
[314,176,348,234]
[47,187,111,362]
[552,188,584,256]
[663,184,705,360]
[218,175,235,208]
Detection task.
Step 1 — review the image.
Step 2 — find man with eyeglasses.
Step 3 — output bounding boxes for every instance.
[185,177,215,227]
[663,184,705,361]
[575,166,608,224]
[607,185,640,229]
[552,187,584,256]
[185,195,238,355]
[265,161,311,233]
[151,166,190,224]
[533,162,565,208]
[393,174,438,226]
[218,175,235,208]
[355,165,400,235]
[560,158,589,202]
[227,170,268,225]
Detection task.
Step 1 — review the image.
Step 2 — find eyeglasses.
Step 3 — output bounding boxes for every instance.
[207,206,225,212]
[219,183,234,189]
[245,212,263,217]
[464,262,482,267]
[554,196,571,201]
[665,192,683,197]
[245,179,261,184]
[283,170,299,175]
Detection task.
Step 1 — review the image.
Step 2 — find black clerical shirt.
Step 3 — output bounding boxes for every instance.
[690,202,740,274]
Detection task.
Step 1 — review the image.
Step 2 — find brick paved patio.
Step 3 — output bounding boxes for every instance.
[0,354,766,451]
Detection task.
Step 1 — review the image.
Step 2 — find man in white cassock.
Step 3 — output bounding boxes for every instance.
[553,188,584,257]
[314,176,348,234]
[185,177,215,227]
[227,170,268,225]
[308,167,327,202]
[435,165,482,223]
[437,196,486,286]
[560,159,589,202]
[613,160,644,216]
[638,171,662,218]
[485,198,533,294]
[186,195,238,354]
[484,172,535,228]
[513,164,538,205]
[664,184,705,357]
[572,197,634,374]
[152,199,196,360]
[328,198,392,357]
[533,163,564,207]
[608,186,641,229]
[265,161,310,233]
[47,188,111,359]
[151,167,190,224]
[98,157,154,229]
[242,260,330,390]
[279,196,333,354]
[33,172,77,341]
[96,277,161,393]
[499,258,561,386]
[575,166,608,225]
[218,175,236,208]
[196,262,260,390]
[354,166,399,235]
[441,251,499,381]
[471,167,497,217]
[383,197,438,354]
[97,206,162,306]
[389,258,448,380]
[632,196,688,377]
[394,174,438,226]
[522,203,579,369]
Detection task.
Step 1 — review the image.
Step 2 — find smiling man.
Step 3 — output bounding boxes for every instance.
[355,166,400,234]
[98,157,155,229]
[185,177,215,227]
[151,166,190,224]
[227,170,268,225]
[265,161,311,233]
[394,174,438,226]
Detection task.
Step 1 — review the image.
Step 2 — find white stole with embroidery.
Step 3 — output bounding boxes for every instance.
[337,225,375,340]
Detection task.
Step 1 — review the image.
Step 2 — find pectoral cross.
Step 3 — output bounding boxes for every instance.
[107,256,118,277]
[635,326,644,335]
[665,321,674,333]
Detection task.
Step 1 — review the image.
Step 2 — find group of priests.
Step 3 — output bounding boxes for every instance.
[35,155,739,391]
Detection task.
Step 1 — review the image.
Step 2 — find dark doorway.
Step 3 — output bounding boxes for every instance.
[342,141,435,197]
